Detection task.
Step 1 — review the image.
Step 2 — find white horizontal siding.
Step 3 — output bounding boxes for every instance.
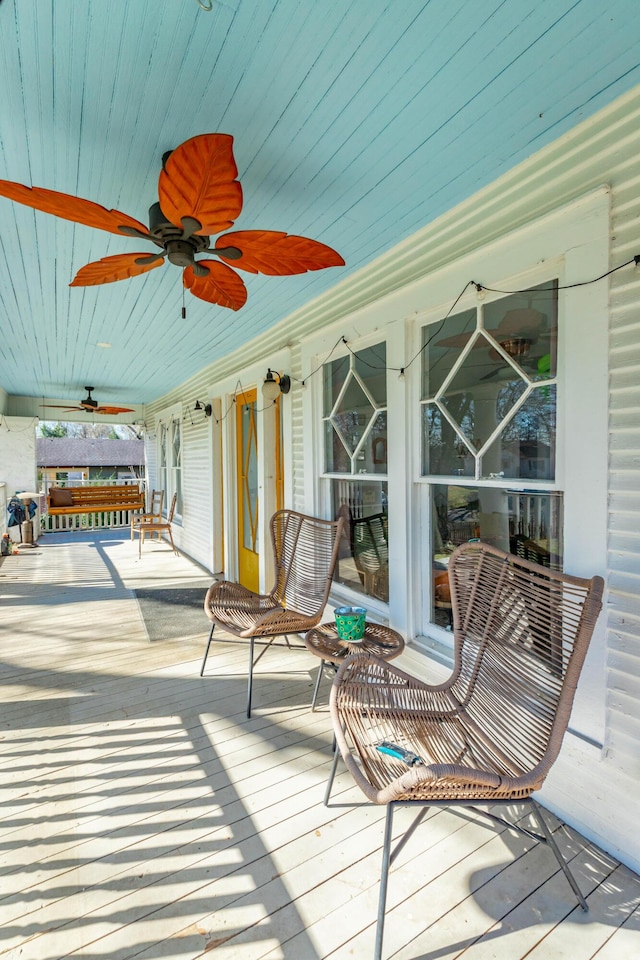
[143,434,157,497]
[180,418,213,572]
[607,100,640,771]
[289,345,305,513]
[143,86,640,867]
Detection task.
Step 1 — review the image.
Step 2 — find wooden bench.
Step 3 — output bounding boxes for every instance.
[47,485,145,516]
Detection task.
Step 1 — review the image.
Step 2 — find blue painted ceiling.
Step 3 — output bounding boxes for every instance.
[0,0,639,408]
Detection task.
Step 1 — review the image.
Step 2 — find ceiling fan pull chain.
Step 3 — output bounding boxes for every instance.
[182,286,187,320]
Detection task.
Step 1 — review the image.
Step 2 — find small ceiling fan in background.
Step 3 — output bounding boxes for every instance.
[42,386,135,417]
[0,133,345,311]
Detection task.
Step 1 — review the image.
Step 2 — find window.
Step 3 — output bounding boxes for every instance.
[421,281,558,481]
[158,424,168,498]
[171,419,182,515]
[421,281,562,628]
[322,343,389,602]
[157,414,182,517]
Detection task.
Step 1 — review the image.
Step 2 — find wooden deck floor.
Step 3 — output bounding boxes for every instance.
[1,530,639,960]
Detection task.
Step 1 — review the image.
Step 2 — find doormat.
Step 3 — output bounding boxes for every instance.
[134,587,208,642]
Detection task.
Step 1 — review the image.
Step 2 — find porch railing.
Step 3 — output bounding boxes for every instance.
[40,478,147,533]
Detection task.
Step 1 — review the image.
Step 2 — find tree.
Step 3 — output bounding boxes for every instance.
[39,421,68,437]
[37,421,144,440]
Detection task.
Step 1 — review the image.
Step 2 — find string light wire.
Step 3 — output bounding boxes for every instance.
[177,253,638,418]
[339,255,639,375]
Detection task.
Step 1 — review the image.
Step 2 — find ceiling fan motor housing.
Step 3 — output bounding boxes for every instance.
[148,202,210,266]
[81,386,98,408]
[148,201,175,235]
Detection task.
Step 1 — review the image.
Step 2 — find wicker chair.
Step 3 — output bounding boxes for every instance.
[201,509,344,718]
[325,541,604,960]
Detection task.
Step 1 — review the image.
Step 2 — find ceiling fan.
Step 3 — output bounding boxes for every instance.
[0,134,345,310]
[42,386,135,416]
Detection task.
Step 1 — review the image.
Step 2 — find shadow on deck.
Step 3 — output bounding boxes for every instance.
[0,530,638,959]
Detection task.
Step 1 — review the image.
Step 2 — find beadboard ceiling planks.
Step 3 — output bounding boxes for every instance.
[0,0,638,405]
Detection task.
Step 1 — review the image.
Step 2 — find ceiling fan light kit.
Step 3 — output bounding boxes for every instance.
[0,133,345,312]
[489,337,533,361]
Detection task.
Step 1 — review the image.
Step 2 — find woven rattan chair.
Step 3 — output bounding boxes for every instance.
[325,541,604,960]
[201,509,344,718]
[130,488,164,541]
[133,492,178,558]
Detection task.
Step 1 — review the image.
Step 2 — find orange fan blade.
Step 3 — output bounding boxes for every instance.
[94,406,135,415]
[41,403,134,415]
[215,230,345,275]
[183,260,247,310]
[0,181,150,237]
[158,134,243,235]
[70,253,164,287]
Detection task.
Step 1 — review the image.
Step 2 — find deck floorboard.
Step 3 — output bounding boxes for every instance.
[1,531,639,959]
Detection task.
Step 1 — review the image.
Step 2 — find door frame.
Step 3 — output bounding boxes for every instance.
[211,350,291,591]
[236,386,259,592]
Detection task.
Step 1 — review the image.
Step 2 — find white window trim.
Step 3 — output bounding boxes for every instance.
[417,276,561,488]
[155,402,183,521]
[414,263,563,665]
[209,349,292,591]
[301,187,608,745]
[302,321,408,626]
[408,188,609,745]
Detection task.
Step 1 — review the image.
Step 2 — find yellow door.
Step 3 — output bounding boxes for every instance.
[236,388,259,591]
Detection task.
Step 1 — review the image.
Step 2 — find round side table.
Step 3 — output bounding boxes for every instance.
[305,620,405,710]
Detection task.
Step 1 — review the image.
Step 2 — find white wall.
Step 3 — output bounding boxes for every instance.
[0,417,38,497]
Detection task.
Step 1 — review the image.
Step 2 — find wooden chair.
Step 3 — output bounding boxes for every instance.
[130,488,164,541]
[133,492,178,558]
[325,541,604,960]
[201,509,344,718]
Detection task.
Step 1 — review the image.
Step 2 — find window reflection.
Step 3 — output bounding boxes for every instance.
[431,484,563,627]
[324,344,387,475]
[422,281,558,481]
[332,480,389,602]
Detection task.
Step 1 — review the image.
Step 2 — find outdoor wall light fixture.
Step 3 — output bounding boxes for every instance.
[262,369,291,403]
[194,399,212,417]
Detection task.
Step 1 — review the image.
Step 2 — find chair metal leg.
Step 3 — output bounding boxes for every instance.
[323,739,341,806]
[528,799,588,911]
[247,637,255,719]
[200,623,215,676]
[311,659,326,711]
[311,659,338,711]
[374,802,395,960]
